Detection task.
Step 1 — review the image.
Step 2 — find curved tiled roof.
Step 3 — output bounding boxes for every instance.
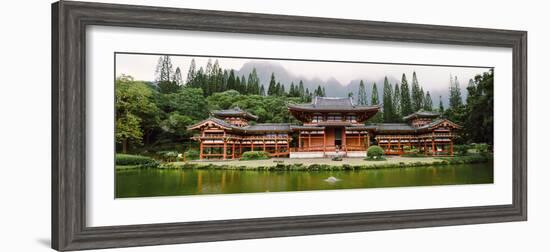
[212,107,258,120]
[403,110,440,121]
[241,123,292,133]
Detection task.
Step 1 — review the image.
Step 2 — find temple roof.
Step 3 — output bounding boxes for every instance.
[188,118,291,133]
[187,117,234,130]
[366,119,461,133]
[211,107,258,120]
[403,110,440,121]
[290,125,325,131]
[369,123,417,133]
[241,123,291,133]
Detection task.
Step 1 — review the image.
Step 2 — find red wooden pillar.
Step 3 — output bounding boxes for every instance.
[308,132,311,151]
[397,137,401,155]
[199,141,203,160]
[298,130,302,151]
[275,138,279,157]
[223,141,227,160]
[232,143,235,159]
[323,129,326,154]
[450,140,454,156]
[431,137,435,156]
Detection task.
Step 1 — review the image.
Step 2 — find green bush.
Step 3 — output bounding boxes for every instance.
[453,145,469,156]
[331,156,343,161]
[472,143,490,153]
[401,153,427,157]
[240,151,270,160]
[367,145,385,159]
[183,149,200,160]
[115,154,159,168]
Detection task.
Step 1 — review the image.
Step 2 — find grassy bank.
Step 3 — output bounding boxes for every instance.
[162,154,492,171]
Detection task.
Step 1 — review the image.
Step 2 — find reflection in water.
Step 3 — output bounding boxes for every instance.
[116,162,493,198]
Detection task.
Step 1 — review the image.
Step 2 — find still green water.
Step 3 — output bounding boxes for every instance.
[116,163,493,198]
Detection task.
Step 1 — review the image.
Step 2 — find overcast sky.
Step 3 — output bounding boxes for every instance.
[116,53,492,91]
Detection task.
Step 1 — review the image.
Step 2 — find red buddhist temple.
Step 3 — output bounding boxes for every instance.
[188,97,460,160]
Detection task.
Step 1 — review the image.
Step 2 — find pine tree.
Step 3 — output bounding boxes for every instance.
[155,55,174,83]
[420,87,425,109]
[393,83,401,120]
[281,84,286,96]
[400,73,413,117]
[185,58,196,86]
[260,85,265,96]
[227,70,236,90]
[267,73,276,96]
[305,88,311,102]
[322,87,326,97]
[449,75,463,110]
[382,77,394,123]
[235,75,241,93]
[357,80,367,105]
[298,80,305,98]
[289,82,296,97]
[424,91,433,111]
[411,71,423,112]
[240,75,247,94]
[174,67,183,86]
[439,96,445,113]
[247,68,259,95]
[155,55,178,93]
[370,82,379,105]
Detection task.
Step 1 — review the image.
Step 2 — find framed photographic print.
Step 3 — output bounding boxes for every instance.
[52,1,527,251]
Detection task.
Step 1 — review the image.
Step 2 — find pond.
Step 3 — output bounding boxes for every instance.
[116,162,493,198]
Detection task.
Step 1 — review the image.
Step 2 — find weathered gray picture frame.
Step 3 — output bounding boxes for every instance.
[51,1,527,251]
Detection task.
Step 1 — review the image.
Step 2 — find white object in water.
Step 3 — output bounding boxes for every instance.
[324,176,340,183]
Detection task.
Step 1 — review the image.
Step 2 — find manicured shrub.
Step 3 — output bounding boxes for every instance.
[183,149,200,160]
[240,151,270,160]
[472,143,490,153]
[401,153,427,157]
[367,145,385,159]
[453,145,469,156]
[115,154,159,167]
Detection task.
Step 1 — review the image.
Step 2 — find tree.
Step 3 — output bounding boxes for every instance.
[369,82,382,123]
[260,85,266,96]
[174,67,184,86]
[155,55,174,83]
[247,68,260,95]
[411,71,423,112]
[348,92,354,98]
[267,73,276,96]
[446,75,465,123]
[298,80,305,98]
[424,91,433,111]
[155,56,179,93]
[357,80,367,105]
[400,73,413,117]
[240,75,247,94]
[115,75,160,153]
[462,70,494,145]
[226,70,236,91]
[449,75,463,110]
[185,58,196,86]
[439,96,445,113]
[370,82,379,105]
[393,83,401,121]
[382,77,394,123]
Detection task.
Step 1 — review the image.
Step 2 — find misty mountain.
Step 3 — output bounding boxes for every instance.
[235,60,457,107]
